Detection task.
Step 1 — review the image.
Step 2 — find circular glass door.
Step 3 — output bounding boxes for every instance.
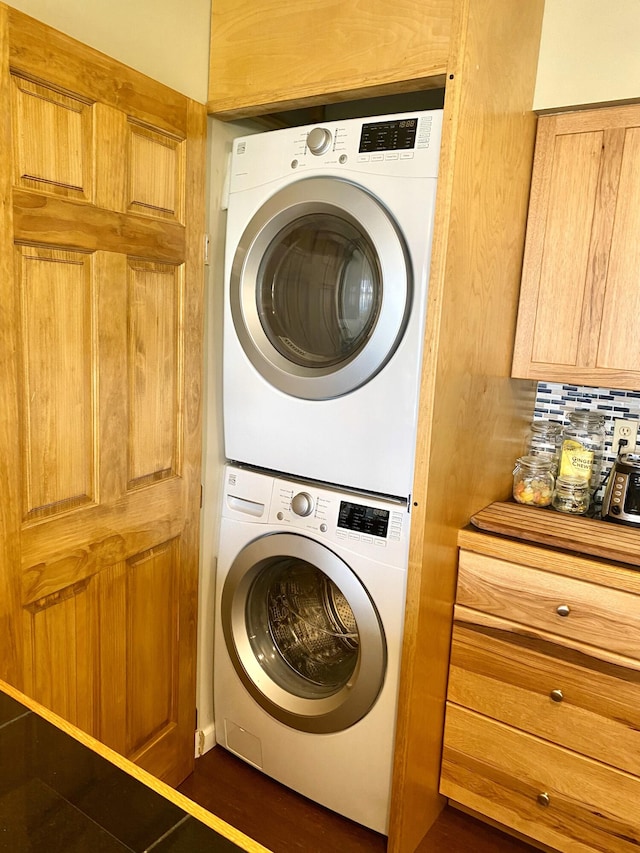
[221,533,387,733]
[230,176,412,400]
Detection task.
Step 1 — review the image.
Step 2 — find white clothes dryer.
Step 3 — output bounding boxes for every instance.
[213,464,410,834]
[223,110,443,499]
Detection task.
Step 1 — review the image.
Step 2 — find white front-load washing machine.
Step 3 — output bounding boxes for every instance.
[223,110,443,499]
[213,464,410,834]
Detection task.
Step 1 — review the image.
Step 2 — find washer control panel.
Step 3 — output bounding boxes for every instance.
[222,464,409,560]
[290,491,315,517]
[271,474,407,558]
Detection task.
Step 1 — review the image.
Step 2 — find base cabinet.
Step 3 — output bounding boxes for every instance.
[441,535,640,852]
[443,706,640,853]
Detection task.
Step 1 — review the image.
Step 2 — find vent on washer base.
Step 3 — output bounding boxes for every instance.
[224,719,263,769]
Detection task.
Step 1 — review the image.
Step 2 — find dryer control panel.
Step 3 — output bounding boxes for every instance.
[228,109,443,195]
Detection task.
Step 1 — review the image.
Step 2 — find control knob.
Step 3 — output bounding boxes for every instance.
[306,127,332,155]
[291,491,314,517]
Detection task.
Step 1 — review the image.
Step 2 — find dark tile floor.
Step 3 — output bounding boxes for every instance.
[0,691,240,853]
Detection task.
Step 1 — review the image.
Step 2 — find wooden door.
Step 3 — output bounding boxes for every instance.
[512,103,640,391]
[0,5,206,786]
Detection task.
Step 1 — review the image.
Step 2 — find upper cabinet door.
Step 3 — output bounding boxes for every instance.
[512,104,640,391]
[207,0,453,118]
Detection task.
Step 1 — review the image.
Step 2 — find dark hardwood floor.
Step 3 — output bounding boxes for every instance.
[177,745,540,853]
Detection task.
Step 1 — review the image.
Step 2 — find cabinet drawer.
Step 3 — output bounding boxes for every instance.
[457,550,640,661]
[448,621,640,776]
[441,704,640,853]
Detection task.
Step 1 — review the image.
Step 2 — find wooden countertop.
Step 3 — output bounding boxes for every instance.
[466,501,640,568]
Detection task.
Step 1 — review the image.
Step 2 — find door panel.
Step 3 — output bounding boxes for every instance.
[598,126,640,371]
[127,260,182,487]
[128,121,185,221]
[11,73,94,200]
[23,578,97,734]
[127,542,179,757]
[19,246,96,518]
[512,105,640,389]
[529,130,602,367]
[0,5,205,787]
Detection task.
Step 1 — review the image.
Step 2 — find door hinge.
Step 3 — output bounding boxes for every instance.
[203,233,211,266]
[200,484,204,508]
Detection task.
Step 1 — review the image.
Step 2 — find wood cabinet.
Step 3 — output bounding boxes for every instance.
[441,530,640,852]
[512,104,640,391]
[205,1,546,850]
[207,0,453,118]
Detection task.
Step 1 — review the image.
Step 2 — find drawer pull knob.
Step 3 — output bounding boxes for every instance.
[537,792,551,807]
[556,604,571,617]
[550,689,564,702]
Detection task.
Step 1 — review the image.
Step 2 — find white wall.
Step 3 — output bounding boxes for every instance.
[8,0,211,102]
[535,0,640,110]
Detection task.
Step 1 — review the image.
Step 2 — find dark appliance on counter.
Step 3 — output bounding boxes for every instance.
[601,453,640,526]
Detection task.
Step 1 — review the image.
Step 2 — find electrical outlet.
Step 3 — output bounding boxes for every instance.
[612,418,638,455]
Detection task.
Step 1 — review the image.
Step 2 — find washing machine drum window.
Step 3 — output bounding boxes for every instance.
[257,214,381,369]
[230,176,412,400]
[247,559,359,695]
[221,533,387,733]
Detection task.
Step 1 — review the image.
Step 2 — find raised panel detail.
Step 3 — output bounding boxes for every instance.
[11,74,94,200]
[25,579,96,734]
[128,260,182,489]
[126,541,178,756]
[19,247,96,519]
[127,120,185,221]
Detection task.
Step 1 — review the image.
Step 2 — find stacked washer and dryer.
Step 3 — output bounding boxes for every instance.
[214,110,443,834]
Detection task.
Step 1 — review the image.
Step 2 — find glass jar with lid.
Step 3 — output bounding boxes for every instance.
[552,474,591,515]
[513,453,555,507]
[525,420,562,470]
[559,409,606,494]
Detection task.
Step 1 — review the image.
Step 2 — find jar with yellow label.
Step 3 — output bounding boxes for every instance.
[559,410,605,493]
[513,453,555,507]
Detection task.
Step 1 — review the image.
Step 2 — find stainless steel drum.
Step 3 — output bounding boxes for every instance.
[265,560,359,687]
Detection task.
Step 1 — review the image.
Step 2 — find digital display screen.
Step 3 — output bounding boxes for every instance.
[359,118,418,153]
[338,501,389,538]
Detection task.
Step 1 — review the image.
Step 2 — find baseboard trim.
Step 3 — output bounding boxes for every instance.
[195,722,216,758]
